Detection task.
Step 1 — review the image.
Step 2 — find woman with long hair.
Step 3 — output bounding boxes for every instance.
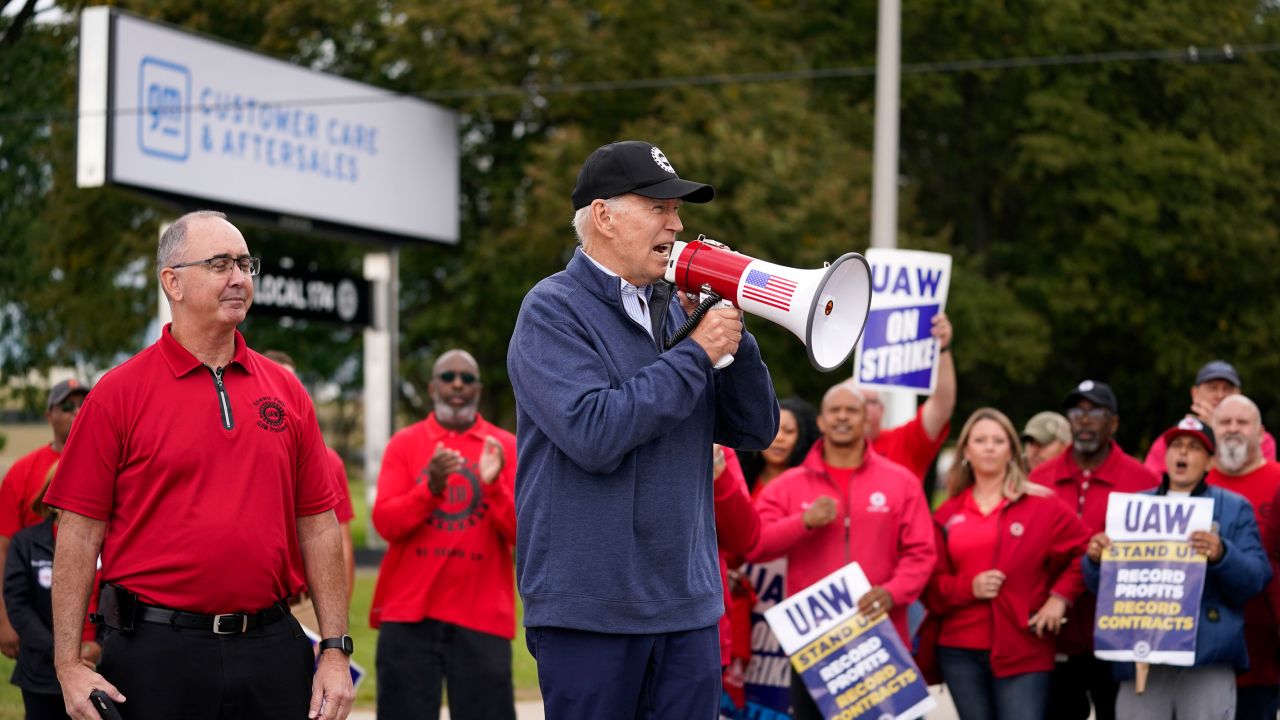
[918,408,1090,720]
[738,397,819,497]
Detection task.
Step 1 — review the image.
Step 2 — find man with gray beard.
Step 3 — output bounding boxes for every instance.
[1207,394,1280,720]
[369,349,519,720]
[1030,380,1157,720]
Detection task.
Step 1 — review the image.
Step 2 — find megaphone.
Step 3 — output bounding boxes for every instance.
[663,237,872,373]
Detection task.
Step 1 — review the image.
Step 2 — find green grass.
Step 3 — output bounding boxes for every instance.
[0,655,20,719]
[0,479,539,714]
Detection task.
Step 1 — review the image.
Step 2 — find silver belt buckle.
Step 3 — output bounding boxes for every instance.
[213,613,248,634]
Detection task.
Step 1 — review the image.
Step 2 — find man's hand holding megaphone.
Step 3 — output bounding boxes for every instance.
[663,236,873,373]
[676,291,745,364]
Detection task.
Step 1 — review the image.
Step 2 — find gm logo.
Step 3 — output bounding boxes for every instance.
[138,57,190,161]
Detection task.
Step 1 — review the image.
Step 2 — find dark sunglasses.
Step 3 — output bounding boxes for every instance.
[437,371,477,385]
[55,400,82,413]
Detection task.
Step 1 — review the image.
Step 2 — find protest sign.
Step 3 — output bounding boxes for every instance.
[764,563,934,720]
[721,559,791,719]
[1094,492,1214,666]
[854,249,951,395]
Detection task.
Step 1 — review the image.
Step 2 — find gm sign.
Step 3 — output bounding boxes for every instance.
[138,56,190,161]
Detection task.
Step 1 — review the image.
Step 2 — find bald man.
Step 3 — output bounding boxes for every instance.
[369,349,518,720]
[748,382,935,720]
[1207,395,1280,720]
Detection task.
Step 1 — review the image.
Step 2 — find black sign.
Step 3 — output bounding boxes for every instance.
[253,264,372,327]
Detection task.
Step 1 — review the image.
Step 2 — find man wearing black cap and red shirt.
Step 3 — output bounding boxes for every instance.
[1083,417,1270,719]
[1030,380,1157,720]
[1144,360,1276,475]
[508,141,779,719]
[0,379,91,661]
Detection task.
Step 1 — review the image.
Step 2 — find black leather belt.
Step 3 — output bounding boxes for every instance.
[136,602,289,635]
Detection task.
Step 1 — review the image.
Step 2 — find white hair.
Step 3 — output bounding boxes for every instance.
[570,196,627,247]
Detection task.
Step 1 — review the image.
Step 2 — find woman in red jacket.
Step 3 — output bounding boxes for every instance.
[922,408,1090,720]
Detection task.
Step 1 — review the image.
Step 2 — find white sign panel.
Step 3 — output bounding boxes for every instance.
[854,249,951,395]
[78,7,459,243]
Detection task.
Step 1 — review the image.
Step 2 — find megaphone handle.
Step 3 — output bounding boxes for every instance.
[706,296,735,370]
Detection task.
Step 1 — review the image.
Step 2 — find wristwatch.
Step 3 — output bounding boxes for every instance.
[319,635,354,655]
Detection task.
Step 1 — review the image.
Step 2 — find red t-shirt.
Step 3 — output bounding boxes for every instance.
[0,445,59,539]
[326,447,355,524]
[45,325,338,614]
[872,405,950,481]
[369,413,517,638]
[937,490,1005,649]
[1207,462,1280,687]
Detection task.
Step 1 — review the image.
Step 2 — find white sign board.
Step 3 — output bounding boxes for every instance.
[853,249,951,395]
[78,7,459,243]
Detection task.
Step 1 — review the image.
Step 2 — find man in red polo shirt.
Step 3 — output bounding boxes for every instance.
[1029,380,1158,720]
[0,379,89,659]
[370,348,518,720]
[45,210,354,720]
[1207,394,1280,720]
[860,312,955,482]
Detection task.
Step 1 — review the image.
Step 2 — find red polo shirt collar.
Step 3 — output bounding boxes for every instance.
[157,323,253,378]
[1051,439,1127,487]
[424,411,489,441]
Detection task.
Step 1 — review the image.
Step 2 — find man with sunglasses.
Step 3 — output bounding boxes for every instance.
[1029,380,1157,720]
[369,348,518,720]
[508,141,779,719]
[45,210,353,720]
[0,380,91,661]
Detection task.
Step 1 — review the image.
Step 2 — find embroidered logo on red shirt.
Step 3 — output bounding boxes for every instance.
[253,396,288,433]
[866,491,891,513]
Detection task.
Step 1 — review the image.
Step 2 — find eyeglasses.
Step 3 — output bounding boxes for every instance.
[54,400,81,413]
[437,371,477,385]
[1066,407,1110,422]
[169,255,261,276]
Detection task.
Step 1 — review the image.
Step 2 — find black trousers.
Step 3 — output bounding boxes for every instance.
[96,613,313,719]
[22,689,71,720]
[376,618,515,720]
[1046,653,1119,720]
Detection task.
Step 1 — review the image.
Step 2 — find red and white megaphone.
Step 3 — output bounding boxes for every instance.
[664,236,872,372]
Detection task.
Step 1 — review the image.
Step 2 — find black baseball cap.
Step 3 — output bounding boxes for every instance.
[571,141,715,211]
[1195,360,1241,388]
[1064,379,1118,414]
[47,379,90,410]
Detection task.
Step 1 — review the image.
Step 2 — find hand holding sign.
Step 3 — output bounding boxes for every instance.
[856,586,893,621]
[1189,530,1222,563]
[1087,532,1112,563]
[930,312,952,350]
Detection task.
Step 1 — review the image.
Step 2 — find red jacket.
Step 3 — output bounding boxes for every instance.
[920,487,1090,679]
[714,447,760,667]
[749,439,935,643]
[369,414,517,638]
[1028,441,1157,654]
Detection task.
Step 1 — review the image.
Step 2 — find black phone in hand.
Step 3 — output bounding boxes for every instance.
[90,690,123,720]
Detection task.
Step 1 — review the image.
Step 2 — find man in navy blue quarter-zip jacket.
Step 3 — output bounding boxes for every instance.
[508,140,779,720]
